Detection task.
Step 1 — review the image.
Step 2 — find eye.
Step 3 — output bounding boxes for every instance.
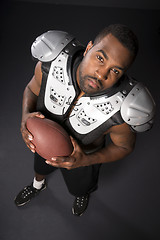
[111,68,119,75]
[96,55,104,63]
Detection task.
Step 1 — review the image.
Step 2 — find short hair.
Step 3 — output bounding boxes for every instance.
[94,24,139,58]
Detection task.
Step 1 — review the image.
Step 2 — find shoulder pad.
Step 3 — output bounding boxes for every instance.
[31,30,74,62]
[120,82,156,130]
[130,119,154,132]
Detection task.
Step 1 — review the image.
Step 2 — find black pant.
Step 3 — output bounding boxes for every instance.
[34,152,101,197]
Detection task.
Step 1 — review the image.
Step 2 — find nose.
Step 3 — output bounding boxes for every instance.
[95,68,109,81]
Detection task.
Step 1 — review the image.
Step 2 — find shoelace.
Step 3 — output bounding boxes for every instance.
[76,196,88,207]
[22,186,36,199]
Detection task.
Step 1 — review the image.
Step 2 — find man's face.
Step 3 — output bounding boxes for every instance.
[77,33,134,95]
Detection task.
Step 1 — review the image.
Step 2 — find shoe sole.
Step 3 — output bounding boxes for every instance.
[72,207,84,217]
[15,198,31,207]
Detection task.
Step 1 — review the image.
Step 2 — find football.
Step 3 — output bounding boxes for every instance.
[26,117,73,160]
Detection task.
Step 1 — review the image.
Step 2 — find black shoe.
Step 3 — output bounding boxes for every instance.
[14,181,46,207]
[72,194,89,216]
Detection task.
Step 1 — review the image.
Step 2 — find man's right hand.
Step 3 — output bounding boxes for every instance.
[20,112,45,153]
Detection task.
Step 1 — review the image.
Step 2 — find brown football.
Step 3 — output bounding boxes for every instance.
[26,117,73,160]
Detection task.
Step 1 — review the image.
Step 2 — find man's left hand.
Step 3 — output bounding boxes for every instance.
[45,137,87,170]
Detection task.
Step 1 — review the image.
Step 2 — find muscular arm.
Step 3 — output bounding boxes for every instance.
[85,123,136,165]
[21,61,45,152]
[46,123,136,169]
[22,61,42,115]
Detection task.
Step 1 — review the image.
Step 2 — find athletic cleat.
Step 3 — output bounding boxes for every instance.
[14,181,46,207]
[72,194,89,216]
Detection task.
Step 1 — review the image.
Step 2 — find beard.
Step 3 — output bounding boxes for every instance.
[79,74,92,94]
[78,71,103,95]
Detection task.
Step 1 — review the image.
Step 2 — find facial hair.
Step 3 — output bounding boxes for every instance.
[78,70,103,95]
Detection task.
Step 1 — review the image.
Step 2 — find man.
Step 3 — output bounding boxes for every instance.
[14,24,155,216]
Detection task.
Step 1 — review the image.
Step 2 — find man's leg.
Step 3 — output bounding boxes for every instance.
[60,164,101,216]
[35,173,46,181]
[14,152,57,206]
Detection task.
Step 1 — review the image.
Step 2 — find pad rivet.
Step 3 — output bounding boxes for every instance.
[65,49,69,53]
[122,90,127,94]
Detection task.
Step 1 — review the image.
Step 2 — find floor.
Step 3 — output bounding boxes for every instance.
[1,1,160,240]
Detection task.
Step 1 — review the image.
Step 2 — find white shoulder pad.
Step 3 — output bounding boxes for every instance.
[120,82,156,130]
[31,30,74,62]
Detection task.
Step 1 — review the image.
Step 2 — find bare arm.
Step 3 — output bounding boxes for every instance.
[45,123,136,169]
[21,61,45,152]
[84,123,136,165]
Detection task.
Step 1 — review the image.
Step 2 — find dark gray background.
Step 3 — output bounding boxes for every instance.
[1,1,160,240]
[7,0,160,9]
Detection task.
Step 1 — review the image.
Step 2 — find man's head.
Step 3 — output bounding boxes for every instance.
[77,24,139,95]
[94,24,139,59]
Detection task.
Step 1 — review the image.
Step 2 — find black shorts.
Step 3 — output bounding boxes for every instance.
[34,152,101,196]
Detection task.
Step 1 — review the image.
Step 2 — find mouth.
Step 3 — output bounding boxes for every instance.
[87,78,100,89]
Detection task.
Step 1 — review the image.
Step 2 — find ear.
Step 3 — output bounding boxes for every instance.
[83,41,93,56]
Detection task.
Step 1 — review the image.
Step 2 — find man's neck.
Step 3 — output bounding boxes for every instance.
[76,64,85,98]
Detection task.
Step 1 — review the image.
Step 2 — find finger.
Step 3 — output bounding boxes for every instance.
[46,160,73,168]
[26,140,35,149]
[21,130,31,143]
[30,149,35,153]
[52,156,76,163]
[26,129,34,140]
[21,123,34,140]
[28,112,45,119]
[34,112,45,118]
[70,136,81,152]
[26,143,35,153]
[70,136,77,147]
[28,133,33,141]
[22,129,34,142]
[29,142,36,150]
[23,124,34,140]
[46,156,75,165]
[45,160,59,167]
[51,156,66,162]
